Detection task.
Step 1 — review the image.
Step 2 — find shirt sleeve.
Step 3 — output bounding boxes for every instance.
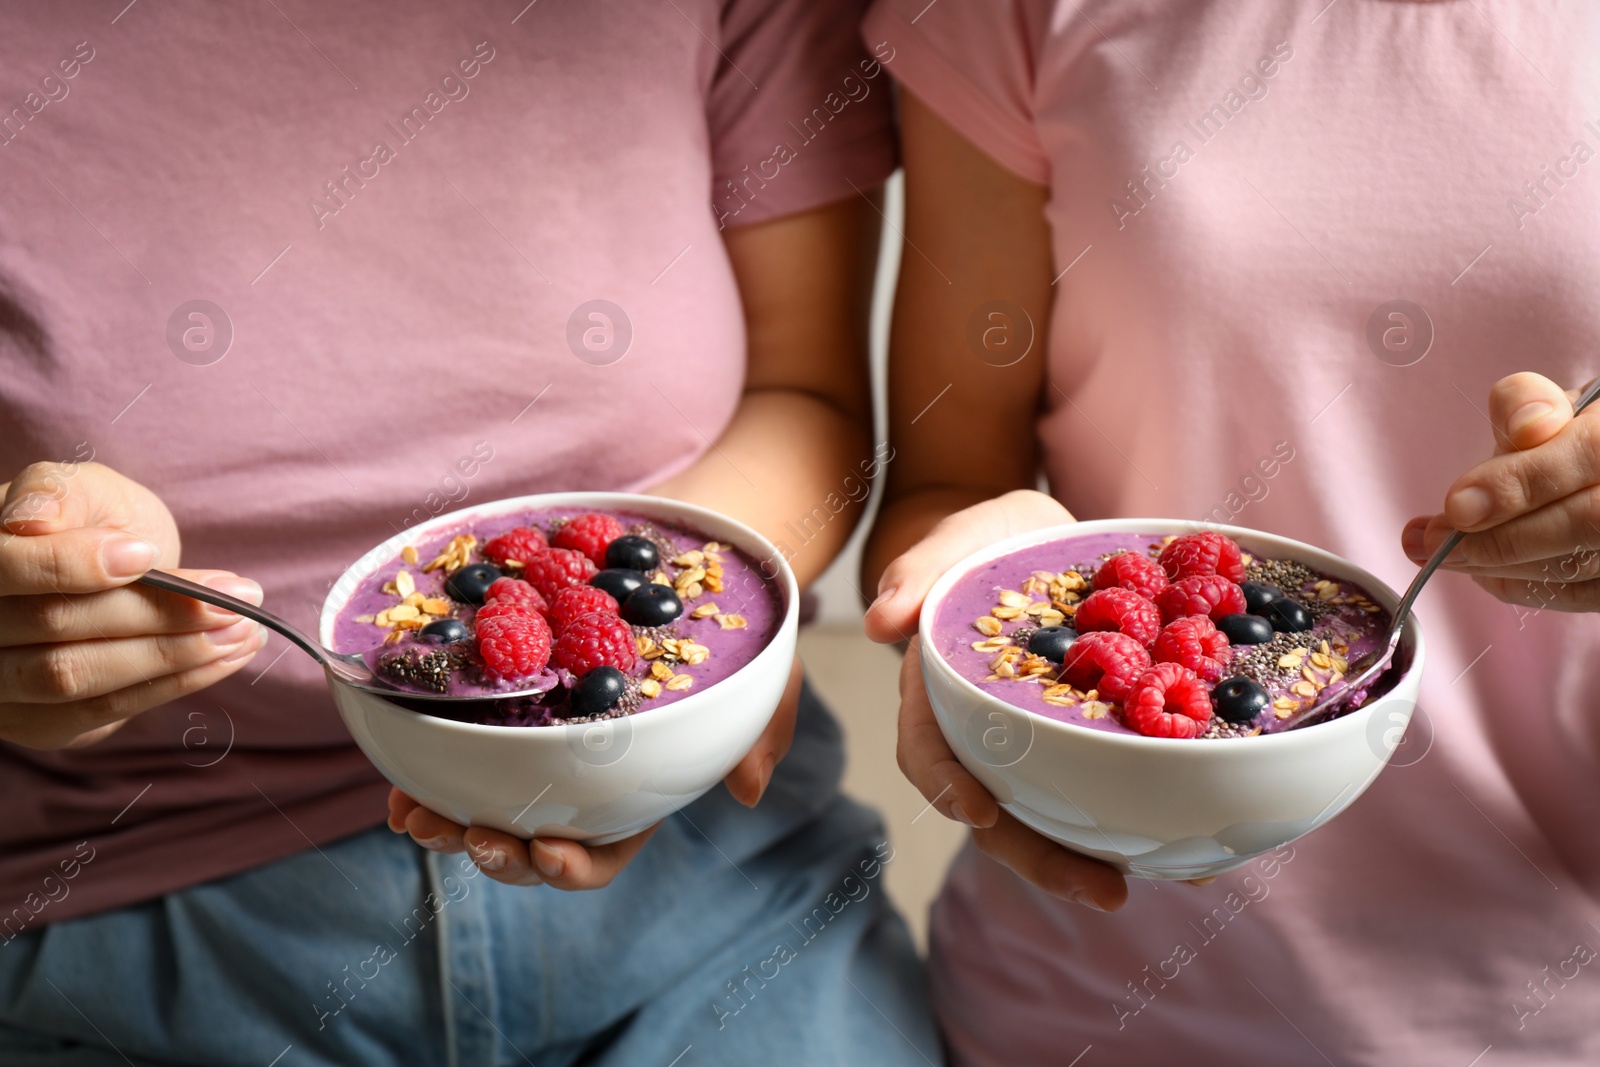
[708,0,898,229]
[862,0,1049,184]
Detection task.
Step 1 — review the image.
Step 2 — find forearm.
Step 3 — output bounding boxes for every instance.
[647,387,872,588]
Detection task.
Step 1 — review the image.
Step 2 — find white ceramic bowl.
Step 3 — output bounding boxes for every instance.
[319,492,799,845]
[919,518,1426,880]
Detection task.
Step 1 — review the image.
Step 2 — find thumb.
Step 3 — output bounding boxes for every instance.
[2,462,177,555]
[865,490,1073,644]
[1487,372,1574,454]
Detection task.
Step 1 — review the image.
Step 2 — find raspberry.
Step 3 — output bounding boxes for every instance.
[1152,616,1231,681]
[475,601,539,624]
[551,513,625,568]
[1073,587,1162,647]
[520,547,598,601]
[546,585,620,634]
[552,611,637,676]
[1059,632,1151,702]
[1159,531,1246,583]
[483,576,548,615]
[1157,574,1247,623]
[475,611,552,681]
[1093,551,1169,601]
[483,526,549,569]
[1123,662,1212,738]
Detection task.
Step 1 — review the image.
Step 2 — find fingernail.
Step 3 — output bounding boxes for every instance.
[1446,487,1491,528]
[870,585,897,612]
[467,844,505,876]
[753,755,776,805]
[206,618,256,647]
[420,835,451,850]
[1,493,59,528]
[102,536,157,578]
[949,801,979,827]
[532,841,564,879]
[1508,400,1554,437]
[202,574,264,612]
[1401,524,1425,559]
[1071,889,1109,912]
[218,625,268,662]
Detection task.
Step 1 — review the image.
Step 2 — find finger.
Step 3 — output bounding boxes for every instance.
[865,490,1074,644]
[0,526,161,596]
[1487,372,1574,455]
[402,803,469,854]
[386,788,422,832]
[724,656,803,807]
[0,570,263,647]
[460,826,546,886]
[0,638,265,750]
[1470,573,1600,614]
[1184,877,1217,887]
[971,810,1128,911]
[524,824,661,890]
[0,618,267,703]
[1410,496,1600,574]
[895,638,999,828]
[1440,404,1597,533]
[1,461,170,545]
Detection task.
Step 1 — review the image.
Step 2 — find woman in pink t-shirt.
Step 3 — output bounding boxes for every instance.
[863,1,1600,1065]
[0,2,936,1064]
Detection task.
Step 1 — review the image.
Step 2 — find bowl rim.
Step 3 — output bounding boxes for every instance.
[917,517,1427,751]
[318,491,800,737]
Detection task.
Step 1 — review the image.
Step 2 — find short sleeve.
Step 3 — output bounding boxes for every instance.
[709,0,898,229]
[862,0,1048,184]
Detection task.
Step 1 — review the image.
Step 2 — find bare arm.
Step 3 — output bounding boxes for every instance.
[861,92,1054,603]
[654,193,882,588]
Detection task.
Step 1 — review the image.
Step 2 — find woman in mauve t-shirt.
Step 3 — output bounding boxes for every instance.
[0,2,937,1064]
[863,2,1600,1065]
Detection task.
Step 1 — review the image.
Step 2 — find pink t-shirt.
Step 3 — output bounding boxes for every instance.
[0,0,893,926]
[867,0,1600,1063]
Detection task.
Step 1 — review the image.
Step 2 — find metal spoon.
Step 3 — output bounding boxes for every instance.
[137,569,548,702]
[1283,375,1600,731]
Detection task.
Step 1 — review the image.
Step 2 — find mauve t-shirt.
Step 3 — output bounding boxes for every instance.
[0,0,893,926]
[866,0,1600,1064]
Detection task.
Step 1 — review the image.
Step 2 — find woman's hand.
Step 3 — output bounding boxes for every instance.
[1403,372,1600,612]
[864,490,1131,912]
[388,657,803,888]
[0,461,268,750]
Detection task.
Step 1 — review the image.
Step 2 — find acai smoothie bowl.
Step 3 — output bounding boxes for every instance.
[320,493,799,844]
[918,519,1425,880]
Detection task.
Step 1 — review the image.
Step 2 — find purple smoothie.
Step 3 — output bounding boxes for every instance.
[931,531,1398,738]
[331,507,782,726]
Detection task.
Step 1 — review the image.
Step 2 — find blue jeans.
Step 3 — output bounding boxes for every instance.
[0,683,939,1066]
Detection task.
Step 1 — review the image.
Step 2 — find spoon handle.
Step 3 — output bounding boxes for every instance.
[137,569,331,669]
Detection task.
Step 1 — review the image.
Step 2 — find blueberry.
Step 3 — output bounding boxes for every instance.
[1212,676,1271,724]
[444,562,501,605]
[570,666,627,717]
[605,535,659,573]
[592,568,649,604]
[622,584,683,626]
[1216,613,1274,646]
[1260,598,1313,633]
[1240,581,1284,615]
[1027,625,1079,664]
[420,618,469,644]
